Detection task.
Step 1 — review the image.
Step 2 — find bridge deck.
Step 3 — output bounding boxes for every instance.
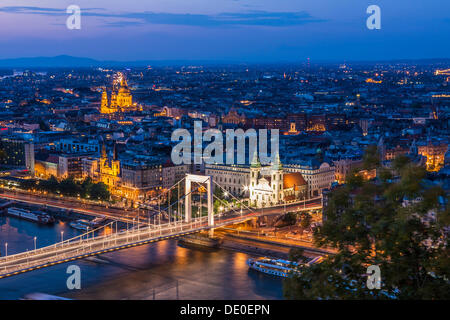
[0,199,322,279]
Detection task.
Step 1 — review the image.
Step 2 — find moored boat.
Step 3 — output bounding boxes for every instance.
[247,256,324,278]
[6,207,54,225]
[69,219,91,231]
[90,216,107,228]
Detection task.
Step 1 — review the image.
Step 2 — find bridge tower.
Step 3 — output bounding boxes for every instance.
[185,174,214,226]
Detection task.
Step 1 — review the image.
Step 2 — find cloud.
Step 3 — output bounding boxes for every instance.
[0,6,326,28]
[119,11,325,27]
[0,6,102,15]
[103,20,145,28]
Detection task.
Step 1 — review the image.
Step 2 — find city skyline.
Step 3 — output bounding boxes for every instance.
[0,0,448,304]
[0,0,449,62]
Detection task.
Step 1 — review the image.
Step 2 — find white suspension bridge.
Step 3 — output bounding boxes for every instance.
[0,174,322,279]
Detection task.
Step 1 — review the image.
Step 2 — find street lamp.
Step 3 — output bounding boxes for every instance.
[5,243,7,257]
[61,231,64,242]
[34,236,37,251]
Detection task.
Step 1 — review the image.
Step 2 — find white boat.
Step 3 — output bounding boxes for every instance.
[90,216,107,228]
[6,207,54,225]
[69,219,91,231]
[247,256,324,278]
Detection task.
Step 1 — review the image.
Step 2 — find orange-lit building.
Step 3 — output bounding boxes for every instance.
[307,114,326,132]
[334,158,363,184]
[385,145,409,161]
[357,168,377,181]
[283,172,307,202]
[222,108,246,126]
[100,73,140,114]
[418,141,448,172]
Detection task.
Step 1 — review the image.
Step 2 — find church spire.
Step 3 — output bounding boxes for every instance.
[250,149,261,168]
[271,151,282,171]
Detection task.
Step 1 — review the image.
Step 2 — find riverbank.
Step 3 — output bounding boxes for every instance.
[178,230,331,260]
[223,233,336,256]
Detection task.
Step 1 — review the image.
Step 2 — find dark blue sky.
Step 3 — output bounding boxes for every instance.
[0,0,449,61]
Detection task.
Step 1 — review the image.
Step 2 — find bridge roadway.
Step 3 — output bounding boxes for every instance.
[0,198,322,279]
[0,189,145,224]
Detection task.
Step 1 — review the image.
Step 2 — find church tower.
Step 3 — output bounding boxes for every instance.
[100,89,114,114]
[270,152,283,204]
[249,150,261,207]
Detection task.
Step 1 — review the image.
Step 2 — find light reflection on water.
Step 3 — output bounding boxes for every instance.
[0,215,283,300]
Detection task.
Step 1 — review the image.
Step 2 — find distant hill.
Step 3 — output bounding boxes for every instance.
[0,55,101,68]
[0,55,448,68]
[0,55,239,68]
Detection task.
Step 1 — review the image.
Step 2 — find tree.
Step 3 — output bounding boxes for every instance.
[284,150,450,300]
[59,177,80,197]
[362,145,380,170]
[278,212,297,227]
[299,212,312,229]
[80,177,94,198]
[214,186,224,199]
[90,182,110,201]
[20,179,37,190]
[392,154,411,172]
[213,199,222,214]
[39,175,59,193]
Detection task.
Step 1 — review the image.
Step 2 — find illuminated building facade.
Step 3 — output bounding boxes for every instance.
[100,73,139,114]
[418,141,448,172]
[0,137,34,174]
[205,154,309,208]
[334,158,363,184]
[307,114,326,132]
[82,144,120,191]
[120,161,162,201]
[222,108,246,126]
[98,144,121,189]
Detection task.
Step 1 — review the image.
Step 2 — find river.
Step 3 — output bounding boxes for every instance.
[0,215,284,300]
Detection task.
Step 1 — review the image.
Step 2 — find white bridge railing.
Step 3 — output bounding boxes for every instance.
[0,188,322,279]
[0,216,210,277]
